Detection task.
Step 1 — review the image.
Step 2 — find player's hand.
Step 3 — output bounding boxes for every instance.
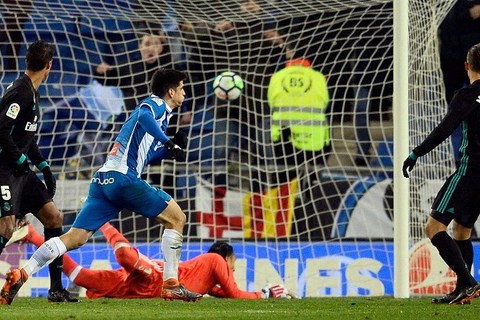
[42,166,56,198]
[261,284,297,299]
[165,139,186,162]
[172,130,188,149]
[402,152,418,178]
[12,157,30,177]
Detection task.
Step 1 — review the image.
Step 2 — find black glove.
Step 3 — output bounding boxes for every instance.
[42,166,56,198]
[172,130,188,149]
[402,152,418,178]
[165,139,186,162]
[12,157,30,177]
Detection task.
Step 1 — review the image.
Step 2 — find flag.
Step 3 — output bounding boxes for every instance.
[195,178,298,238]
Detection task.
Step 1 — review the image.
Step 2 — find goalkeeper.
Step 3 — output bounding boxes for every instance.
[19,222,297,300]
[402,43,480,305]
[1,69,202,304]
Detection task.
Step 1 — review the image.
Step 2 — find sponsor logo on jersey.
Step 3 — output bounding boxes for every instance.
[91,177,115,185]
[25,121,37,131]
[477,96,480,104]
[6,103,20,119]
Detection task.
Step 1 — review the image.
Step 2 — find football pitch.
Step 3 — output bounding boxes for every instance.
[0,297,478,320]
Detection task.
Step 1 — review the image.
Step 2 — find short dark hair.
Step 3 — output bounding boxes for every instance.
[467,43,480,73]
[150,68,186,97]
[26,40,54,72]
[207,241,234,259]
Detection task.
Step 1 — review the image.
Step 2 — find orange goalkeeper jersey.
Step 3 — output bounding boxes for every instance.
[79,249,261,299]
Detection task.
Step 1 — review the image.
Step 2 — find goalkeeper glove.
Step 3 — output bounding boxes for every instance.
[402,152,418,178]
[12,154,30,177]
[165,139,186,162]
[41,166,56,198]
[261,284,293,299]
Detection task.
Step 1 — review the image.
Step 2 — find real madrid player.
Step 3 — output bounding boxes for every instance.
[1,68,202,304]
[403,43,480,305]
[0,40,78,304]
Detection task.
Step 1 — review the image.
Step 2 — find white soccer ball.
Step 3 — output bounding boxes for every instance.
[212,71,244,101]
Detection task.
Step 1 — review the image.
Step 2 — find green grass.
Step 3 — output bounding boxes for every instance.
[0,297,479,320]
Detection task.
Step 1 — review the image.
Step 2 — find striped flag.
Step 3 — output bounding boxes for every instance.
[195,178,298,238]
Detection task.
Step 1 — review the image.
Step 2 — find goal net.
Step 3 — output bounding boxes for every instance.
[0,0,458,298]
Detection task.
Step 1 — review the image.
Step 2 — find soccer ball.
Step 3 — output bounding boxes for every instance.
[213,71,244,101]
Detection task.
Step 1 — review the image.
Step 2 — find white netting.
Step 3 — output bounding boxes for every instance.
[0,0,458,298]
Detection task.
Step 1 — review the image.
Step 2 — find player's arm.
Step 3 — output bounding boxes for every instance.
[412,104,465,158]
[207,255,261,299]
[0,93,30,173]
[137,104,169,143]
[137,104,186,161]
[27,142,56,197]
[403,93,472,177]
[93,63,121,87]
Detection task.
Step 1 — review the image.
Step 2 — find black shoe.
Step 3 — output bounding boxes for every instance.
[48,289,80,303]
[432,291,468,304]
[449,283,480,305]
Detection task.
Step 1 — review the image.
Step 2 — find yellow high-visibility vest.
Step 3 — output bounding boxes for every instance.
[268,65,330,151]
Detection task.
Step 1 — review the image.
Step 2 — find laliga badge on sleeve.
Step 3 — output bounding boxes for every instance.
[6,103,20,119]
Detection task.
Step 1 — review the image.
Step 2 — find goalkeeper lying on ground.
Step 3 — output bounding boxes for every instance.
[19,222,297,299]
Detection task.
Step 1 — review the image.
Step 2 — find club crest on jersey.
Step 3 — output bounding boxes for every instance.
[109,143,119,156]
[6,103,20,119]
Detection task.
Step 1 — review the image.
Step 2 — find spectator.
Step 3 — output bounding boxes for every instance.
[65,22,189,177]
[180,0,293,192]
[267,57,330,183]
[93,22,174,115]
[213,0,293,168]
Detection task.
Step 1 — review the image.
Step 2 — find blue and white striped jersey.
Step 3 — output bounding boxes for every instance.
[98,95,172,177]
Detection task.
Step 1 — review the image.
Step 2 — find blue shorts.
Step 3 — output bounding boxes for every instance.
[72,171,172,231]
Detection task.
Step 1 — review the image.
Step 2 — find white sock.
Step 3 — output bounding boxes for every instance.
[23,237,67,276]
[68,266,82,282]
[161,229,183,281]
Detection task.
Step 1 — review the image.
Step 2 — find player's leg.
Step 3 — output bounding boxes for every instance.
[21,174,77,302]
[120,178,201,301]
[99,222,139,272]
[155,200,202,301]
[448,180,480,305]
[427,173,480,304]
[0,215,16,253]
[0,168,27,255]
[100,222,131,249]
[1,181,116,305]
[22,221,125,298]
[452,221,474,272]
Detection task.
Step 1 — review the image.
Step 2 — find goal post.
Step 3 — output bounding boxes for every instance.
[0,0,459,298]
[393,0,409,299]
